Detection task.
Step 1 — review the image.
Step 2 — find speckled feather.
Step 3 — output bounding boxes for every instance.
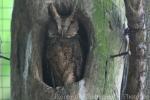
[46,35,83,86]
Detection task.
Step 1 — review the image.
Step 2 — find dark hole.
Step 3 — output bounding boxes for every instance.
[74,21,90,81]
[48,3,73,17]
[42,10,93,88]
[42,29,54,86]
[57,5,73,16]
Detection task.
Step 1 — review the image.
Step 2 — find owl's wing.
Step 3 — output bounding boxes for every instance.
[72,40,83,81]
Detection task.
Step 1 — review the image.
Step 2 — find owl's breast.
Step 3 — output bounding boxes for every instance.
[46,36,83,85]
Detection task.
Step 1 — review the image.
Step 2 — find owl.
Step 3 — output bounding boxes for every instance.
[46,3,83,87]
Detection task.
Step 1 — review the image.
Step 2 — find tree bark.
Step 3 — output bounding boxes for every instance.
[124,0,147,100]
[11,0,126,100]
[144,0,150,99]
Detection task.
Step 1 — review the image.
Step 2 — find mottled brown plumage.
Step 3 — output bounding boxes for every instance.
[47,35,83,86]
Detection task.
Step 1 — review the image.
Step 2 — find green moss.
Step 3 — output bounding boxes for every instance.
[92,0,126,98]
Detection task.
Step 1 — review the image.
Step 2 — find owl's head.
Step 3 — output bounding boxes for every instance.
[48,2,79,38]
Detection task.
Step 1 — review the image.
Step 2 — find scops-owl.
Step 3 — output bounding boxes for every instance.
[46,11,84,87]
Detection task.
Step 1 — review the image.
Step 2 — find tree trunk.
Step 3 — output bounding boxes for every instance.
[124,0,147,100]
[11,0,127,100]
[144,0,150,99]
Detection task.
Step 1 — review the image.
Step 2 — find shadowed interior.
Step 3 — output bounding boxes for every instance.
[42,6,93,87]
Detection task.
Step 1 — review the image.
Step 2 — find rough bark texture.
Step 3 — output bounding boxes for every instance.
[144,0,150,99]
[124,0,147,100]
[11,0,126,100]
